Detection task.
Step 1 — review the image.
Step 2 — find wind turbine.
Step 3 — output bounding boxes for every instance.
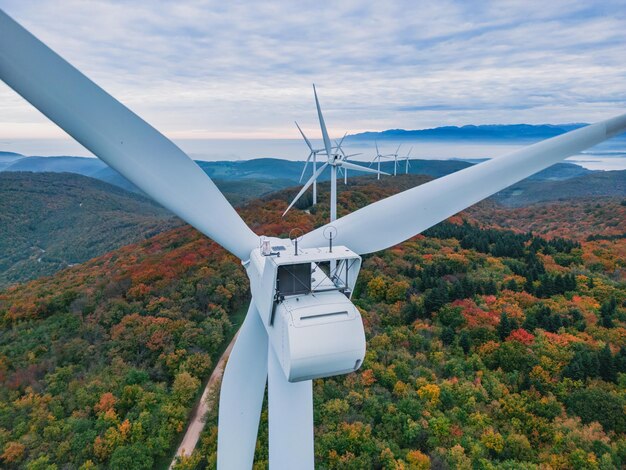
[370,141,391,180]
[294,122,323,205]
[296,122,338,205]
[2,9,626,470]
[295,122,344,205]
[390,144,402,176]
[404,146,413,174]
[283,86,384,218]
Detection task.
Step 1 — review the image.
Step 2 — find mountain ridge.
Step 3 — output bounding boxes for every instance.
[0,154,596,192]
[347,123,588,141]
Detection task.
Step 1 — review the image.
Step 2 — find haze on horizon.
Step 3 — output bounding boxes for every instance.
[0,0,625,157]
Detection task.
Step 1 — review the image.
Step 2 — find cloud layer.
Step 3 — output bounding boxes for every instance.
[1,0,625,143]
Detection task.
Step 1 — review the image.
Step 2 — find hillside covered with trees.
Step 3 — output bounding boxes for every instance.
[0,172,181,289]
[0,175,624,469]
[0,172,292,288]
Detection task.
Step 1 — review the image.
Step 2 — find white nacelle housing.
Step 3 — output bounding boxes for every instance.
[272,291,365,381]
[246,240,366,382]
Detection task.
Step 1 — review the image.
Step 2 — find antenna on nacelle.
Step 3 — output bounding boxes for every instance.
[260,236,271,256]
[289,228,304,256]
[323,225,337,253]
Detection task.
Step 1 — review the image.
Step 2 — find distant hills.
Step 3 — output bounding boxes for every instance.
[347,123,587,141]
[0,151,26,171]
[494,170,626,206]
[0,150,24,159]
[0,154,478,196]
[0,162,623,286]
[0,141,622,287]
[0,152,596,194]
[0,172,180,288]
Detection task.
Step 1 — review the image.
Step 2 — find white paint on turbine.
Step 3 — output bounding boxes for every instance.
[217,305,268,469]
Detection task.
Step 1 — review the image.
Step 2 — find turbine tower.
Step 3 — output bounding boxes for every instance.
[404,146,413,174]
[390,144,402,176]
[370,141,391,180]
[2,9,626,469]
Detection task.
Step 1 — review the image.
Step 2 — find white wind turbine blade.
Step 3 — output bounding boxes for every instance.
[335,132,348,155]
[299,151,314,183]
[369,156,376,166]
[283,162,329,216]
[296,121,316,182]
[313,84,334,159]
[295,121,314,152]
[394,145,401,175]
[0,10,257,260]
[342,160,389,175]
[302,113,626,254]
[268,346,314,469]
[217,303,268,470]
[335,132,348,149]
[336,143,347,158]
[405,146,413,173]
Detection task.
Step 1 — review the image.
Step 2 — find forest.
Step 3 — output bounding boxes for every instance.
[0,175,624,469]
[0,172,180,288]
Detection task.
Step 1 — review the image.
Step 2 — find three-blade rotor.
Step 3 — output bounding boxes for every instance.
[2,10,626,470]
[285,87,387,216]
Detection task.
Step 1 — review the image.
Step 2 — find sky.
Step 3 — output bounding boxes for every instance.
[1,0,625,148]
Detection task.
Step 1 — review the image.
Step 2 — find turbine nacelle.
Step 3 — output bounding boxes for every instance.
[245,239,366,382]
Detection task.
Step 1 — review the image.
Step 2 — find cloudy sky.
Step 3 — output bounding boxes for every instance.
[1,0,625,145]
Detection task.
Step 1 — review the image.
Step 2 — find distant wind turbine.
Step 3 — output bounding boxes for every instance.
[295,122,333,206]
[404,146,413,174]
[283,86,384,219]
[369,141,391,180]
[296,123,347,205]
[390,144,402,176]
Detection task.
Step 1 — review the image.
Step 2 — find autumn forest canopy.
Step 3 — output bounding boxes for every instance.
[0,172,625,469]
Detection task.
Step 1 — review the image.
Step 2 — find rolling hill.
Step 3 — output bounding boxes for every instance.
[0,153,600,195]
[0,171,314,287]
[493,170,626,206]
[1,166,623,288]
[0,152,25,171]
[0,172,180,288]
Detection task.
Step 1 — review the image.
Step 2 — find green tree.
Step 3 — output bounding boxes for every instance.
[599,344,616,383]
[109,444,154,470]
[498,311,512,341]
[459,331,471,354]
[565,387,626,433]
